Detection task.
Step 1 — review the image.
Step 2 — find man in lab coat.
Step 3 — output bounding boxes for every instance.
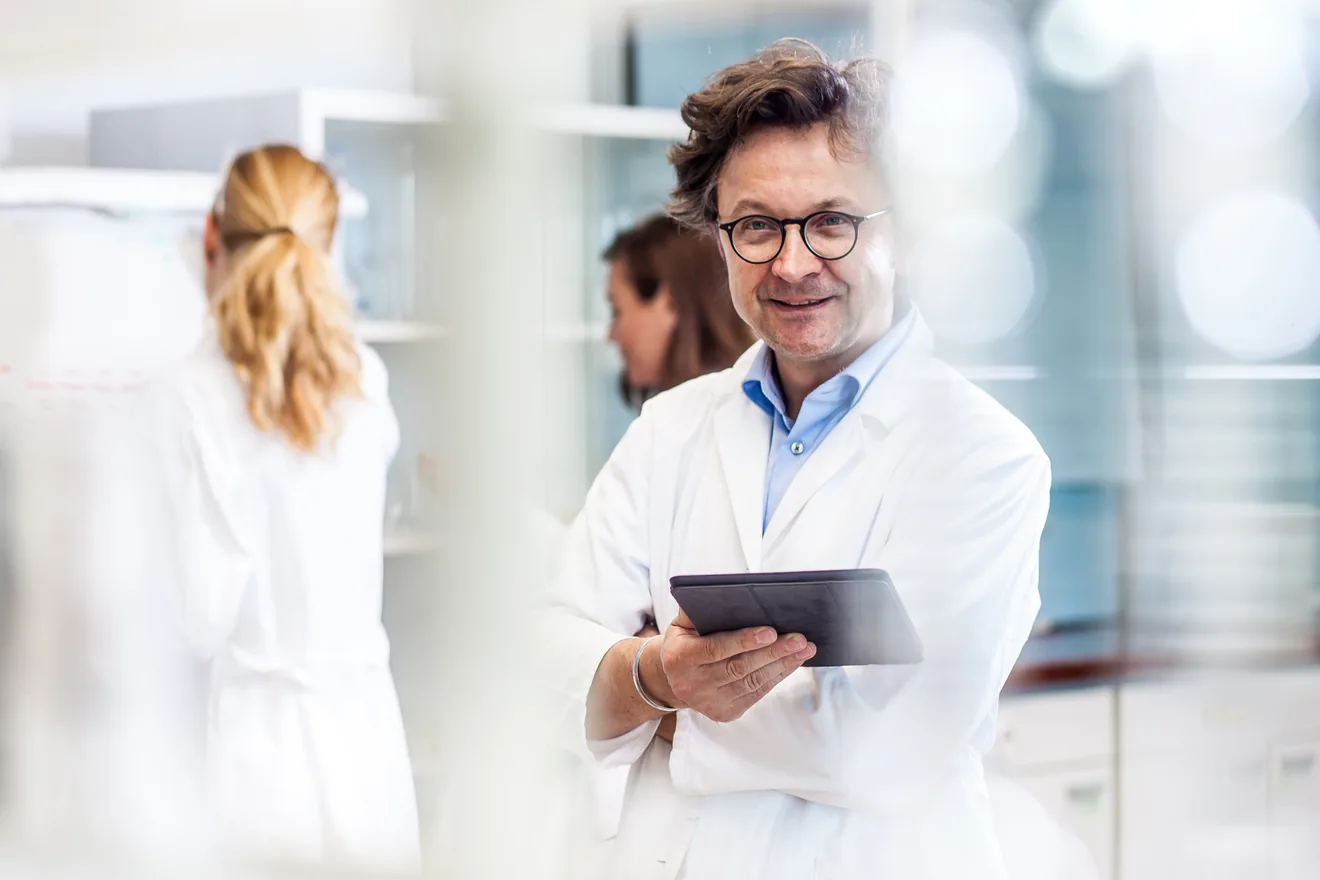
[546,41,1051,880]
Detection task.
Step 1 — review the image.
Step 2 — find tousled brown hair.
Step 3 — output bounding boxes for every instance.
[211,144,361,452]
[669,39,892,229]
[604,215,755,402]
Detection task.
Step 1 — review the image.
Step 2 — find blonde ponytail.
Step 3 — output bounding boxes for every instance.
[210,146,361,452]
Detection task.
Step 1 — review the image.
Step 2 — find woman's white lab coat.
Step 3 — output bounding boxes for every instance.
[545,315,1052,880]
[147,337,419,873]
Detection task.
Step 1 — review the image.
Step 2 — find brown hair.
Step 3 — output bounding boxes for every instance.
[669,39,892,229]
[210,144,361,452]
[604,214,754,401]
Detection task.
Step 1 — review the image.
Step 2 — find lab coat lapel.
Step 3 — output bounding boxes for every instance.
[713,385,771,573]
[761,410,866,553]
[761,313,936,556]
[851,312,934,428]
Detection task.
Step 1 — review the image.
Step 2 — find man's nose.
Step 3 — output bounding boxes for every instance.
[771,226,823,284]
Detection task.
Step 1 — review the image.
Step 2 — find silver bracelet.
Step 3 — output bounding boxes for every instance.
[632,636,677,714]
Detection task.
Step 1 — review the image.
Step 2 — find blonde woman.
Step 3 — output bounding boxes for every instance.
[147,145,419,871]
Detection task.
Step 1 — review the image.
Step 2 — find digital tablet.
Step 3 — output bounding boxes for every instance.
[669,568,923,668]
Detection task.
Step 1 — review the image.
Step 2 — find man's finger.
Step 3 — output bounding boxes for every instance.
[687,624,777,665]
[672,608,694,629]
[724,645,814,708]
[706,634,810,686]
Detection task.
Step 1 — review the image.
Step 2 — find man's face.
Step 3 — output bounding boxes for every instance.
[713,123,896,370]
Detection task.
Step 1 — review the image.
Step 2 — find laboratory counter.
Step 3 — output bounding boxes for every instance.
[1004,619,1320,694]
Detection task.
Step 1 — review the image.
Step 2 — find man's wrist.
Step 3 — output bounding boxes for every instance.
[638,635,680,710]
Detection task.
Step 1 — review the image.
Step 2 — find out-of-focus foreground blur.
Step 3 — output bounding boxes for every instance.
[1,0,1320,878]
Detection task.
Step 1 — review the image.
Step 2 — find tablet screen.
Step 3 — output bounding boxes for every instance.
[669,568,922,667]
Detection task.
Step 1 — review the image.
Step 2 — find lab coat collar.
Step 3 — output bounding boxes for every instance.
[713,310,935,569]
[725,309,935,430]
[850,309,935,430]
[713,389,771,572]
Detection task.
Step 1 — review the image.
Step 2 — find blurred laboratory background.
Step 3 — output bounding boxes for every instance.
[2,0,1320,878]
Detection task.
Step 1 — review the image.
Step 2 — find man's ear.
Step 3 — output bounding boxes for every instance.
[709,222,728,261]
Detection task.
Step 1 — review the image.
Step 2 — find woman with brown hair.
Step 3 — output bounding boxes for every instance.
[604,214,755,405]
[149,145,418,872]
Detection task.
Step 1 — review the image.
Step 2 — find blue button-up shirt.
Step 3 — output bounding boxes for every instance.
[742,305,916,533]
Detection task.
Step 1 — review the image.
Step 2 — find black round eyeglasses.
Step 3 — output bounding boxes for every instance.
[717,210,889,264]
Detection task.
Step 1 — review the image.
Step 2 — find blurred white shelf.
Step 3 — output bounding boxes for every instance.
[384,526,441,557]
[534,104,688,140]
[358,319,609,344]
[0,167,216,213]
[308,92,688,142]
[301,88,443,126]
[0,166,368,217]
[544,320,608,342]
[1184,364,1320,380]
[91,92,686,173]
[357,319,449,344]
[960,365,1042,381]
[392,95,687,140]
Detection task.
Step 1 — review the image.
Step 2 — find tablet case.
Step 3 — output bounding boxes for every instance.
[669,568,923,667]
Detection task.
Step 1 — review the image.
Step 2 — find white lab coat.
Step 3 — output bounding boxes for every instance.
[545,314,1051,880]
[145,336,420,873]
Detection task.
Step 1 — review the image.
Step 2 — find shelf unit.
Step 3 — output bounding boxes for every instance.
[355,320,626,345]
[1183,364,1320,381]
[0,166,367,217]
[90,89,686,160]
[0,169,454,351]
[298,89,443,130]
[959,365,1043,382]
[382,527,441,558]
[82,89,693,792]
[532,104,689,140]
[303,88,689,140]
[544,320,608,343]
[357,320,449,344]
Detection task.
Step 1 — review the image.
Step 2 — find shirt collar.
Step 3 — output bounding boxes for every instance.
[742,298,917,423]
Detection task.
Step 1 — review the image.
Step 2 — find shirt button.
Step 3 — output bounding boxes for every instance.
[790,441,805,455]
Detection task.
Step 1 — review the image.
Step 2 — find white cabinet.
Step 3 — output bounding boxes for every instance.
[1267,737,1320,879]
[1012,764,1114,879]
[1117,669,1320,880]
[980,670,1320,880]
[993,674,1320,880]
[990,687,1115,879]
[1119,675,1269,880]
[1261,668,1320,877]
[993,687,1114,769]
[1119,746,1269,880]
[90,90,442,323]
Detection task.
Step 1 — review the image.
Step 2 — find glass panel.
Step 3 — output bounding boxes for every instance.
[629,9,870,108]
[324,119,442,321]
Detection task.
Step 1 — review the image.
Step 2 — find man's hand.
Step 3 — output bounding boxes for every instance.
[640,610,815,724]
